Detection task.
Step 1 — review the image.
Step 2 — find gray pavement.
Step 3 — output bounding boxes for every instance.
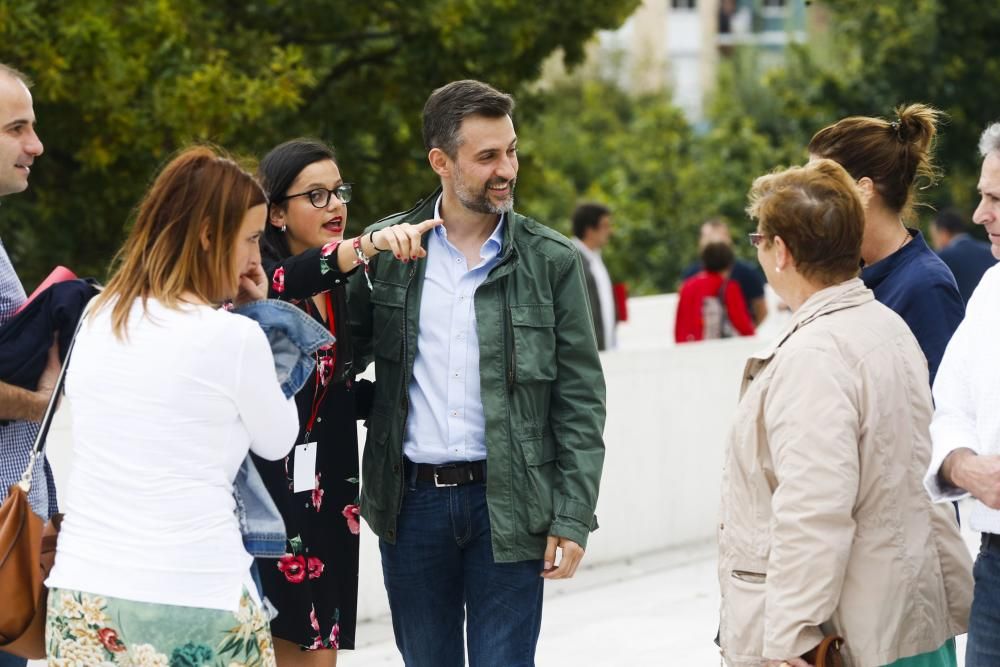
[339,541,721,667]
[28,524,977,666]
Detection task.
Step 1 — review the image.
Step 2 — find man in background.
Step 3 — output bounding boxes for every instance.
[571,202,622,350]
[930,207,996,303]
[681,217,767,326]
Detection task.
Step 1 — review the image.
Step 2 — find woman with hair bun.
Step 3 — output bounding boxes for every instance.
[808,104,964,385]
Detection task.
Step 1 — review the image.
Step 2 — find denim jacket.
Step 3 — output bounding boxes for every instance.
[230,299,335,558]
[234,298,335,400]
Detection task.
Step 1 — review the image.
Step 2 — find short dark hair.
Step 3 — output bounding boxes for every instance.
[701,242,735,273]
[258,138,337,262]
[422,80,514,157]
[571,202,611,240]
[931,207,967,235]
[0,63,32,88]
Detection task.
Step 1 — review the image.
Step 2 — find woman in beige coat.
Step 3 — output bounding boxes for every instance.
[718,159,972,667]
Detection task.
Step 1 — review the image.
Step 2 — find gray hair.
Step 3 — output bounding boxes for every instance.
[0,63,32,87]
[421,80,514,157]
[979,122,1000,158]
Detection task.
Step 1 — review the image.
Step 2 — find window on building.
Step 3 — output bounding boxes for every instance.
[671,0,697,9]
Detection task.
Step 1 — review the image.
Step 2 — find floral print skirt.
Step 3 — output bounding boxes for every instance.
[45,587,275,667]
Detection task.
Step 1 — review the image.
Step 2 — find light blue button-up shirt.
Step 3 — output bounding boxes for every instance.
[403,197,505,464]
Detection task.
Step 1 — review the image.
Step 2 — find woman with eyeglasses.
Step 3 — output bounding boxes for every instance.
[253,138,438,666]
[807,104,964,386]
[718,159,971,667]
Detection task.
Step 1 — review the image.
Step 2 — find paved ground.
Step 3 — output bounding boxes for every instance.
[338,541,722,666]
[338,507,981,667]
[29,531,976,667]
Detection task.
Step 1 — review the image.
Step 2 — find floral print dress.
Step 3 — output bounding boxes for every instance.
[46,587,275,667]
[253,242,365,650]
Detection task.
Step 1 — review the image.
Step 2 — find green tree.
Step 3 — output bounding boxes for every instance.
[813,0,1000,211]
[710,1,1000,218]
[0,0,639,287]
[517,78,774,295]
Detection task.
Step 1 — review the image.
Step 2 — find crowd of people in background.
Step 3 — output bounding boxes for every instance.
[4,52,1000,667]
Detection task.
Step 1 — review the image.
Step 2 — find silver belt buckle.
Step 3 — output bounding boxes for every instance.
[433,464,459,488]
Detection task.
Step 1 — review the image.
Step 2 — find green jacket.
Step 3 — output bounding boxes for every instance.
[347,190,607,562]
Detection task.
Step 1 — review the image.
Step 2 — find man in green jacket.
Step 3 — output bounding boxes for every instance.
[347,79,606,666]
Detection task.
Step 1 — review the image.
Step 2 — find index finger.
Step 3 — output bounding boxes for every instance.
[413,218,444,234]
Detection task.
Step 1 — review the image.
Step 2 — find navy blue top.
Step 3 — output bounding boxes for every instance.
[937,234,997,304]
[860,229,964,386]
[681,258,765,322]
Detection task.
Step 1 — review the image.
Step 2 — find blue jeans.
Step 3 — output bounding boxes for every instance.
[966,540,1000,667]
[379,476,544,667]
[0,650,27,667]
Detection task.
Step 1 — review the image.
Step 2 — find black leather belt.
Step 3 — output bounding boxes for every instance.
[409,459,487,487]
[982,533,1000,554]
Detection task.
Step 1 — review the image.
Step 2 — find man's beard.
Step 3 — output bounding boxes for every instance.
[454,172,516,215]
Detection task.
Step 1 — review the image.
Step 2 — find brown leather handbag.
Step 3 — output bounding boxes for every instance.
[0,312,82,658]
[0,498,60,658]
[802,635,845,667]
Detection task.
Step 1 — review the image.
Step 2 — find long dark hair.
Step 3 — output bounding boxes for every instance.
[258,138,337,264]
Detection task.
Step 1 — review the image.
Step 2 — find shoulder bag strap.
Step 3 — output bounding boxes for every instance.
[16,302,92,493]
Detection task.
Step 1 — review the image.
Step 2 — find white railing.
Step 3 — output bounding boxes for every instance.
[45,291,789,622]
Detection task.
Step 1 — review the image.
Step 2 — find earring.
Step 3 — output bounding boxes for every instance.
[280,224,287,233]
[775,265,781,273]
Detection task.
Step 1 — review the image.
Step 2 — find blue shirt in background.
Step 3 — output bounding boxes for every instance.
[861,229,964,387]
[937,233,997,304]
[403,197,505,465]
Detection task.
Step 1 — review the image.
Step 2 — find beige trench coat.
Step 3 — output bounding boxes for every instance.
[718,278,972,667]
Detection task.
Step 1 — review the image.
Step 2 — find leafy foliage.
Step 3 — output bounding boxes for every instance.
[517,0,1000,294]
[0,0,639,287]
[717,0,1000,215]
[517,74,787,294]
[3,0,995,295]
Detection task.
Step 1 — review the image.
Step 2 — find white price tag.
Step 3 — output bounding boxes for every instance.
[293,442,318,493]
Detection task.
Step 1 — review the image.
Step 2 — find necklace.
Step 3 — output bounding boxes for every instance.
[896,229,912,252]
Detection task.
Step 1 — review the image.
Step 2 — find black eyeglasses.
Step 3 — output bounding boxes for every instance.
[281,184,353,208]
[747,232,765,247]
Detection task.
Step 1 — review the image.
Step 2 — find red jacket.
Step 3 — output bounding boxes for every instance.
[675,271,756,343]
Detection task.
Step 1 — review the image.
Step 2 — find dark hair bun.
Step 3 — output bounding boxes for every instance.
[894,103,940,151]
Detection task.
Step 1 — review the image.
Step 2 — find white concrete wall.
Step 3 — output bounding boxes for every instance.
[45,291,790,622]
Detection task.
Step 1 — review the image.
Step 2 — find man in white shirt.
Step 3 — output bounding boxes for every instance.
[925,121,1000,667]
[571,202,619,350]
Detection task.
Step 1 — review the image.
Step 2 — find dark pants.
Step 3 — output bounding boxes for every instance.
[379,476,544,667]
[966,535,1000,667]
